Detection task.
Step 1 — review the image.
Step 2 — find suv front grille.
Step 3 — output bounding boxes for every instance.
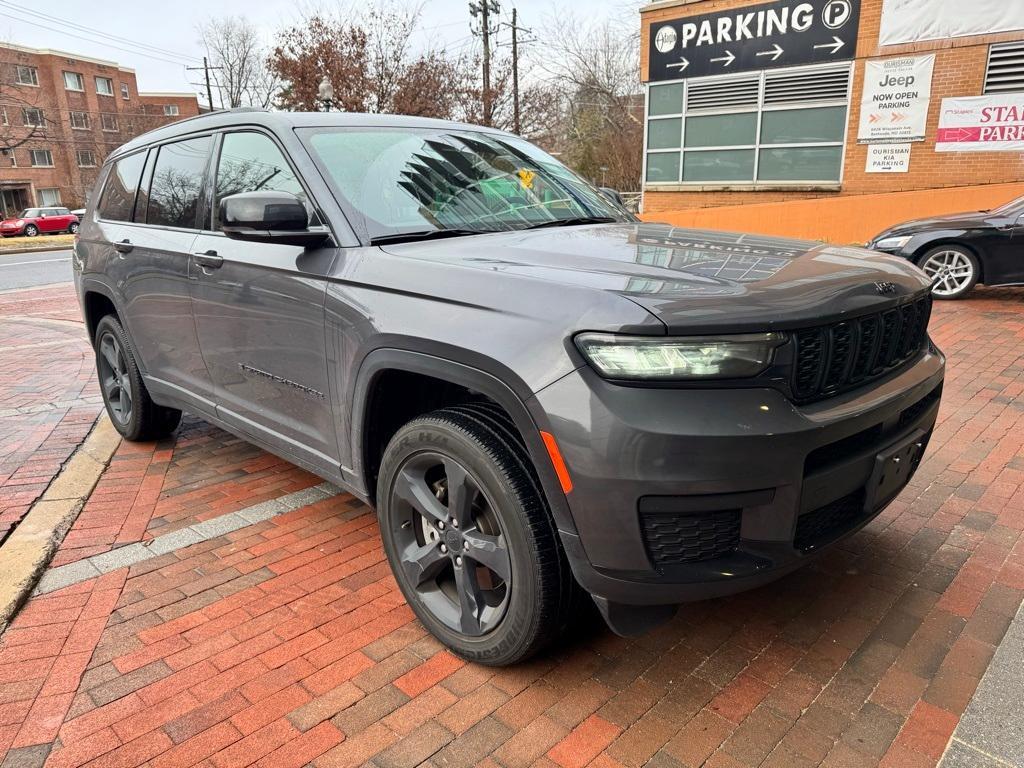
[794,490,867,552]
[641,509,741,568]
[791,295,932,403]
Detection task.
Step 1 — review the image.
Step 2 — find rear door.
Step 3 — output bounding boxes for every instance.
[189,129,338,468]
[99,136,217,415]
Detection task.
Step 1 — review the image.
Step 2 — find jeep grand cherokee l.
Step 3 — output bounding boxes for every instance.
[73,110,945,665]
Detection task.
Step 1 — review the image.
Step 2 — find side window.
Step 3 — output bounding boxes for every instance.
[215,132,317,227]
[97,151,147,222]
[147,136,212,229]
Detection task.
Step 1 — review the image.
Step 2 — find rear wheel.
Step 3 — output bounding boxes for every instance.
[377,406,574,665]
[69,222,80,234]
[918,245,979,300]
[94,315,181,441]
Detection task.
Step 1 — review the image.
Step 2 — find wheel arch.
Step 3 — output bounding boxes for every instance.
[351,348,578,537]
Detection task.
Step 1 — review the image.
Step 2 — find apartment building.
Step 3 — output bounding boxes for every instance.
[0,43,201,216]
[640,0,1024,242]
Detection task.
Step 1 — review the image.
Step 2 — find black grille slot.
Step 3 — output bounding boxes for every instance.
[641,509,741,568]
[794,490,867,552]
[791,295,931,403]
[898,384,943,430]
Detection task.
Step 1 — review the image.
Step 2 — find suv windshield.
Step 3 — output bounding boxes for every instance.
[302,127,633,243]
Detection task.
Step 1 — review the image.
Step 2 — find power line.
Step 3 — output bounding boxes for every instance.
[0,1,201,63]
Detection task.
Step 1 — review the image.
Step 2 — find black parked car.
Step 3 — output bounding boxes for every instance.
[74,109,944,665]
[868,195,1024,299]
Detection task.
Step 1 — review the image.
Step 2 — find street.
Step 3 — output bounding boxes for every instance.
[0,250,73,291]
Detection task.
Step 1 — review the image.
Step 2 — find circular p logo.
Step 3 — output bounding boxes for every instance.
[655,25,678,53]
[823,0,852,29]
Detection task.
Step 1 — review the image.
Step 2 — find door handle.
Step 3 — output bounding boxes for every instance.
[193,250,223,270]
[113,239,133,254]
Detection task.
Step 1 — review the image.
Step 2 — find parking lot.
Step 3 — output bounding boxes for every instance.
[0,282,1022,768]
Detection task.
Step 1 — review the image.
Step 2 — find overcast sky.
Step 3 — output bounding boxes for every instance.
[0,0,639,96]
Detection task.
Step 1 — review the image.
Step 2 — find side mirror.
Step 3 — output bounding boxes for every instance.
[598,187,625,208]
[220,191,329,248]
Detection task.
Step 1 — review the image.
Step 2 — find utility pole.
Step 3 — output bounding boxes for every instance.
[186,57,222,112]
[511,8,520,134]
[469,0,500,126]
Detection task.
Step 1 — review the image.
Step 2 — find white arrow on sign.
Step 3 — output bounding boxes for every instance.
[666,57,690,72]
[710,50,736,67]
[756,44,784,61]
[814,36,845,55]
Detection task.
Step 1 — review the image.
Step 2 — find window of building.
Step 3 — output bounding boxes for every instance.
[146,136,213,228]
[1,107,7,125]
[985,41,1024,94]
[98,150,147,222]
[163,104,180,116]
[645,64,852,186]
[30,149,53,167]
[2,149,15,167]
[76,149,96,167]
[38,188,61,206]
[101,114,118,132]
[63,71,85,91]
[22,108,44,127]
[69,111,90,130]
[95,76,114,96]
[16,65,38,86]
[120,83,130,100]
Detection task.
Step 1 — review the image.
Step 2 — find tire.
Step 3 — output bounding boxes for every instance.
[24,224,38,237]
[94,315,181,441]
[917,245,980,300]
[377,405,574,665]
[69,222,80,234]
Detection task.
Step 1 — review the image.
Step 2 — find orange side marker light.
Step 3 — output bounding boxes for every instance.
[539,431,573,495]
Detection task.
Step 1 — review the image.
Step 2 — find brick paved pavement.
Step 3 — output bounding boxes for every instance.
[0,285,102,546]
[0,286,1022,768]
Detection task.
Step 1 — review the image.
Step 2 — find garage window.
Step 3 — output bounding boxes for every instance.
[645,63,852,186]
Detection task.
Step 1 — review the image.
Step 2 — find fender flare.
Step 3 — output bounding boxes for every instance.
[79,277,150,377]
[349,347,578,537]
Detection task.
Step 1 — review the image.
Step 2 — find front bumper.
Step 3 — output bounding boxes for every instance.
[535,348,945,607]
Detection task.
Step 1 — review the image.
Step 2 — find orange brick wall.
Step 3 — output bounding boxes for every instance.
[639,0,1024,241]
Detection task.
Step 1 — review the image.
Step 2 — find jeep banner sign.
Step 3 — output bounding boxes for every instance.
[649,0,860,82]
[857,55,934,144]
[936,94,1024,153]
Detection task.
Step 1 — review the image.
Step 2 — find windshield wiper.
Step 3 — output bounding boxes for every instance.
[370,228,487,246]
[524,216,618,230]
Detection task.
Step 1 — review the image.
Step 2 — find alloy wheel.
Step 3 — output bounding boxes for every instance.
[389,452,512,637]
[920,249,974,297]
[97,331,133,425]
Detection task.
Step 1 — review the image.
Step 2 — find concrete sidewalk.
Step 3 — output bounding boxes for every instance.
[0,285,1022,768]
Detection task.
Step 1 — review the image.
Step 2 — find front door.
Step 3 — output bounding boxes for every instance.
[189,130,338,469]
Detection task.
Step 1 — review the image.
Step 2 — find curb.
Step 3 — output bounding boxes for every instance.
[0,416,120,634]
[0,245,73,256]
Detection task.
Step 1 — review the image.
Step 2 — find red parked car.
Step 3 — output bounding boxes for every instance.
[0,207,80,237]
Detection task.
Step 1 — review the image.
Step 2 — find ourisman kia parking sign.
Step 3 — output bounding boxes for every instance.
[649,0,860,81]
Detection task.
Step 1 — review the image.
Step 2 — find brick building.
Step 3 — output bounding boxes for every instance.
[0,43,201,216]
[639,0,1024,242]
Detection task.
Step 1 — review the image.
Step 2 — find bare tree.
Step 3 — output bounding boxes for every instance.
[199,16,279,109]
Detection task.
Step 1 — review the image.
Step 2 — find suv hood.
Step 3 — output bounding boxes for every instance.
[380,223,932,334]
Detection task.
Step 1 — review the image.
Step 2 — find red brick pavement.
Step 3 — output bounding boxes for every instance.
[0,285,100,544]
[0,286,1022,768]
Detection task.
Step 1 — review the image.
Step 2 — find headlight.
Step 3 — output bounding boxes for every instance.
[874,235,912,251]
[575,332,785,380]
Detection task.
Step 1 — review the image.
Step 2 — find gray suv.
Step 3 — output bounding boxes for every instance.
[74,110,945,665]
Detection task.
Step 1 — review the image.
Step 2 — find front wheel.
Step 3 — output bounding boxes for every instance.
[94,315,181,441]
[918,245,979,300]
[377,406,574,665]
[24,224,38,237]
